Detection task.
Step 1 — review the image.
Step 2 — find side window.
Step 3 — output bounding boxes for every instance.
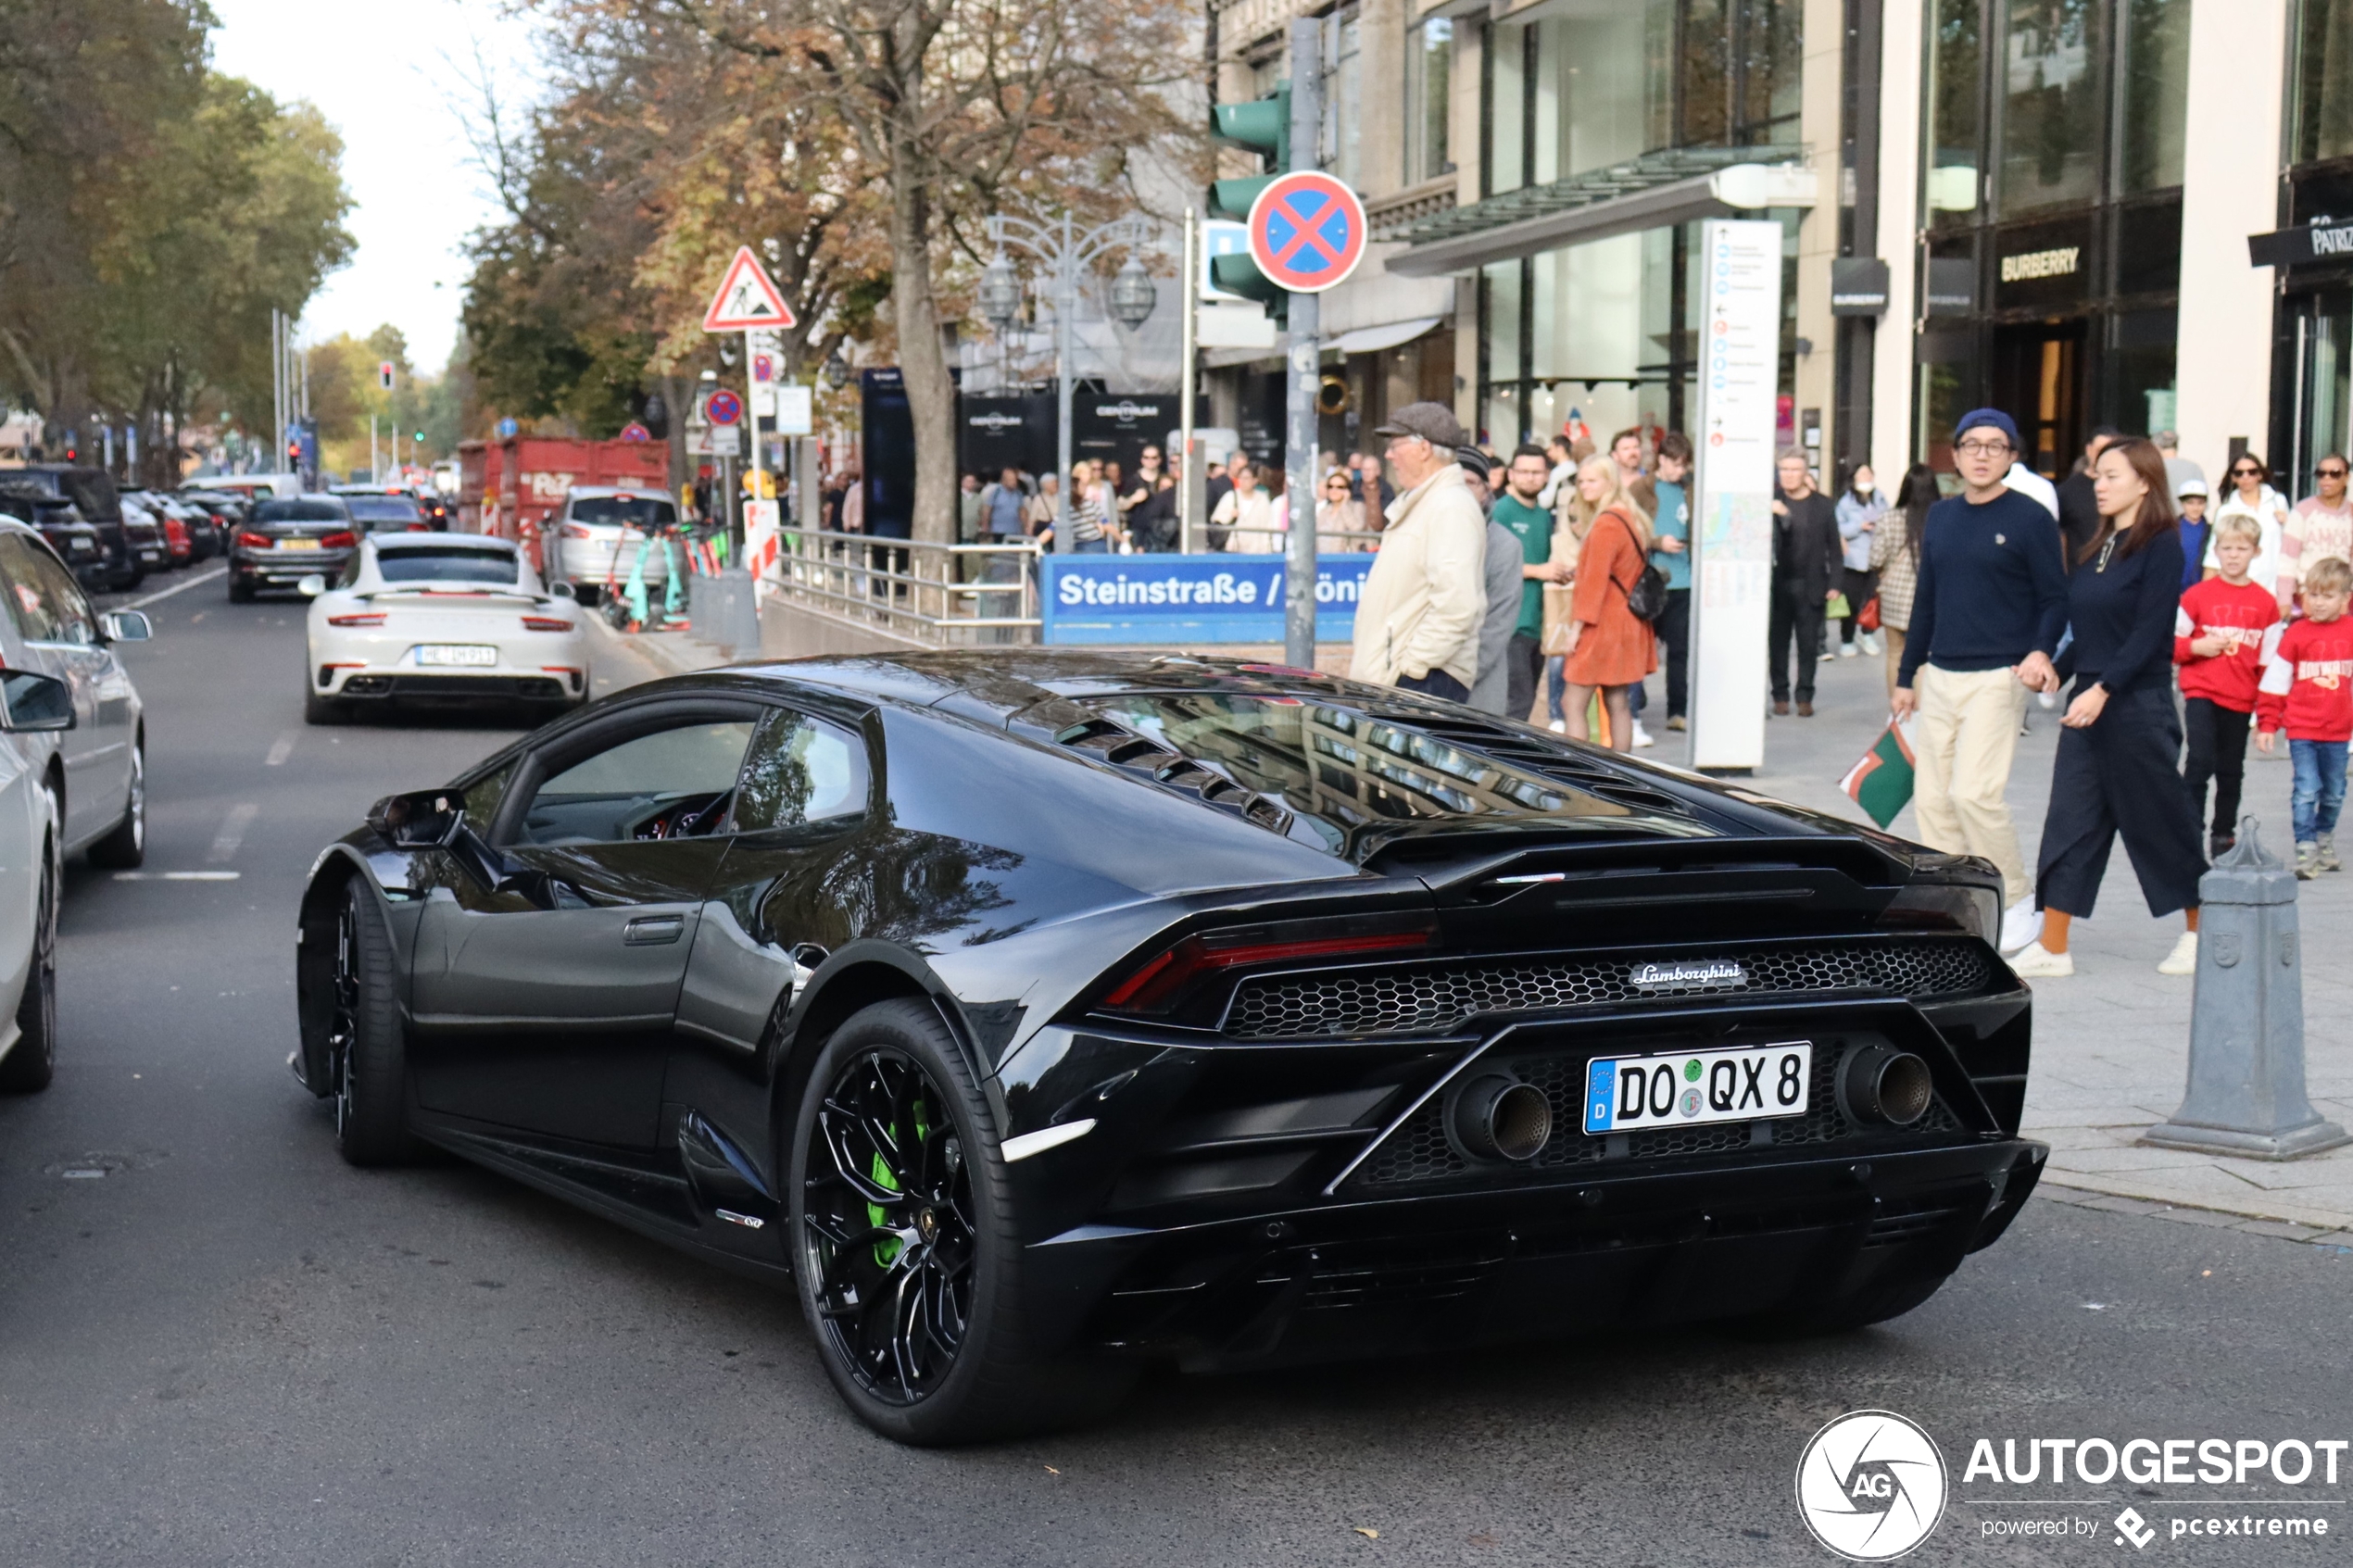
[0,534,90,644]
[515,719,758,846]
[732,709,871,832]
[459,761,514,834]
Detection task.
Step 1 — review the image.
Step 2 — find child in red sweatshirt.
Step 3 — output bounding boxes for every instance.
[2257,554,2353,877]
[2176,514,2280,857]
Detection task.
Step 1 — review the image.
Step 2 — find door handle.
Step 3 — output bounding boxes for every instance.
[623,915,686,946]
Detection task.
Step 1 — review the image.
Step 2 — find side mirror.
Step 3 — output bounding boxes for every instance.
[548,581,575,599]
[0,671,75,731]
[296,574,327,597]
[98,609,152,642]
[367,788,463,848]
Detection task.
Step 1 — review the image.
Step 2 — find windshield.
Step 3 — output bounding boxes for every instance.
[376,546,518,584]
[346,497,423,524]
[569,495,677,529]
[255,499,349,523]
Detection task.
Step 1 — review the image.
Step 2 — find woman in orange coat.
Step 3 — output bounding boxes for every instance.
[1552,456,1657,750]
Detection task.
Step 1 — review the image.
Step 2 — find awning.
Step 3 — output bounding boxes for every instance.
[1329,317,1443,356]
[1388,150,1817,278]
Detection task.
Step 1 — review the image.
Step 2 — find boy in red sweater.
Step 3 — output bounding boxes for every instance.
[2176,514,2280,857]
[2256,555,2353,877]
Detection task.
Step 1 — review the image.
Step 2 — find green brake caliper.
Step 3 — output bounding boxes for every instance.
[866,1100,929,1267]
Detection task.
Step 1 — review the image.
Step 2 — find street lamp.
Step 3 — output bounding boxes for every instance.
[983,211,1155,553]
[1109,258,1158,331]
[977,254,1022,333]
[822,349,851,391]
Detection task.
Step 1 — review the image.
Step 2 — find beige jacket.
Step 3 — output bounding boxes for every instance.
[1349,463,1487,688]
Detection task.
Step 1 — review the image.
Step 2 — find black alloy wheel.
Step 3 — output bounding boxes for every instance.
[790,999,1133,1444]
[327,879,415,1165]
[0,835,58,1093]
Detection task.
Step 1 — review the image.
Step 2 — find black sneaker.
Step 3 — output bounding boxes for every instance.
[2209,834,2234,859]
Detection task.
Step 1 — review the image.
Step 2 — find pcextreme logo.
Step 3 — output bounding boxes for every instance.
[1795,1411,1950,1562]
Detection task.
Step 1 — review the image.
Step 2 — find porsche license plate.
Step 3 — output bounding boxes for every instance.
[277,537,321,550]
[417,645,498,667]
[1582,1041,1812,1135]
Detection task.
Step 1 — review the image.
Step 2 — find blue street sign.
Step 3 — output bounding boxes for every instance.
[1040,552,1373,645]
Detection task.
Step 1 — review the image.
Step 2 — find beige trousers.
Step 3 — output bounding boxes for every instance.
[1912,663,2032,905]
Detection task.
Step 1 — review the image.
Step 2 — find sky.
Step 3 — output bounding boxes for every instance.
[208,0,548,372]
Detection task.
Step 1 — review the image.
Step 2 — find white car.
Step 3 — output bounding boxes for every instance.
[300,533,589,724]
[546,484,680,607]
[0,517,157,1092]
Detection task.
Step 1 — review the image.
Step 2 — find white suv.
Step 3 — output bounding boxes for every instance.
[546,486,681,608]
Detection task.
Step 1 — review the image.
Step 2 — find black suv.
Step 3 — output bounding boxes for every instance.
[4,466,160,588]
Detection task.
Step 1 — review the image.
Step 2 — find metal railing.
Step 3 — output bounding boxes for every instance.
[768,528,1042,645]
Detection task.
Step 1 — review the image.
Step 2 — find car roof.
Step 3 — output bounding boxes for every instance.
[567,485,668,500]
[371,532,513,552]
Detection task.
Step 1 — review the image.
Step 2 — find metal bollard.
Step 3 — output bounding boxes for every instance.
[2141,819,2351,1160]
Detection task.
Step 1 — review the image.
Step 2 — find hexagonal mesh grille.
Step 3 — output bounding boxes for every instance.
[1227,939,1991,1041]
[1356,1045,1966,1187]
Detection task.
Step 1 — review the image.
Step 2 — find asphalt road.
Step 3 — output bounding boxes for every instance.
[2,567,2347,1567]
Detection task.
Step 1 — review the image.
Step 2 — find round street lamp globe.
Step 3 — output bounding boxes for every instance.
[1109,258,1157,330]
[822,351,852,391]
[978,255,1023,333]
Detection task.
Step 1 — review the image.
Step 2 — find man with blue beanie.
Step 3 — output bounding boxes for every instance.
[1893,408,2070,953]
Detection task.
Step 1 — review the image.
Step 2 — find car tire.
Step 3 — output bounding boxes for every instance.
[0,835,59,1094]
[84,741,145,870]
[304,685,348,726]
[790,999,1136,1446]
[228,574,254,604]
[329,878,417,1166]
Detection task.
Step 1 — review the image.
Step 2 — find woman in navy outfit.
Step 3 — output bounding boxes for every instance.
[2009,437,2206,980]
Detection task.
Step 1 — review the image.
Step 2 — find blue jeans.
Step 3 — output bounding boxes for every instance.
[1545,655,1567,722]
[2290,739,2348,844]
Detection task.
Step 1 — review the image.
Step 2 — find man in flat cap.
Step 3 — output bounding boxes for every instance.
[1350,401,1488,703]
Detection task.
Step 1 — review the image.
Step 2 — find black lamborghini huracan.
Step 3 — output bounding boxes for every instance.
[295,651,2045,1444]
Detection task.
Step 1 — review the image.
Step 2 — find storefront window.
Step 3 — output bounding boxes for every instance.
[2120,0,2187,193]
[1404,19,1453,185]
[1999,0,2103,218]
[2293,0,2353,166]
[1489,21,1527,194]
[2110,307,2178,438]
[1924,0,1983,226]
[1482,261,1523,444]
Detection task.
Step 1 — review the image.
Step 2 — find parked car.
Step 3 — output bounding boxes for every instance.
[546,485,680,606]
[0,485,107,590]
[125,494,190,568]
[229,496,359,601]
[140,491,224,562]
[299,532,586,723]
[294,652,2042,1444]
[5,466,144,588]
[179,489,247,559]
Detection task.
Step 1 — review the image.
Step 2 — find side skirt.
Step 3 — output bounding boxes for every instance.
[420,1119,796,1291]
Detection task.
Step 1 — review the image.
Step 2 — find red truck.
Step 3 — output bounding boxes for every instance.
[456,434,670,571]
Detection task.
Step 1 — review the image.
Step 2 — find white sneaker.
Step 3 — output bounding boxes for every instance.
[2007,940,2073,978]
[1548,719,1566,734]
[1818,648,1838,663]
[1998,896,2043,955]
[1632,721,1655,748]
[2158,931,2197,976]
[1857,633,1881,657]
[1839,642,1859,658]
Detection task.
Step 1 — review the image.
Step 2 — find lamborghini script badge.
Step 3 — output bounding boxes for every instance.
[1629,960,1747,991]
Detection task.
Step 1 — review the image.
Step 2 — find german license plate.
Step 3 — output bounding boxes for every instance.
[417,645,497,667]
[69,538,94,554]
[1583,1041,1812,1135]
[278,537,321,551]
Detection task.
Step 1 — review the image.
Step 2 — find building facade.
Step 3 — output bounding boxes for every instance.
[1209,0,2353,504]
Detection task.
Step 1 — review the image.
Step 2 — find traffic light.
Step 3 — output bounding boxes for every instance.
[1209,83,1289,221]
[413,430,425,445]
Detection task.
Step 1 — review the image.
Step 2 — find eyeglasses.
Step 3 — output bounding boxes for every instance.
[2322,467,2349,479]
[2233,465,2263,476]
[1955,441,2012,458]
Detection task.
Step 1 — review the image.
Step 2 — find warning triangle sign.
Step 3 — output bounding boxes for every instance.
[703,245,797,332]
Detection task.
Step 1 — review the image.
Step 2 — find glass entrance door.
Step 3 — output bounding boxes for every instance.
[1991,320,2088,479]
[2283,289,2353,499]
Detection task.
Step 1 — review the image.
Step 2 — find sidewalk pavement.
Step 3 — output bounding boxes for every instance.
[590,613,2353,1242]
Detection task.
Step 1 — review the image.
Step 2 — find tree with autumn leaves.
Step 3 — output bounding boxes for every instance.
[465,0,1198,543]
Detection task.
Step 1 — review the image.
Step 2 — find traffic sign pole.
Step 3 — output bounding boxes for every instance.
[1283,18,1321,670]
[744,325,761,557]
